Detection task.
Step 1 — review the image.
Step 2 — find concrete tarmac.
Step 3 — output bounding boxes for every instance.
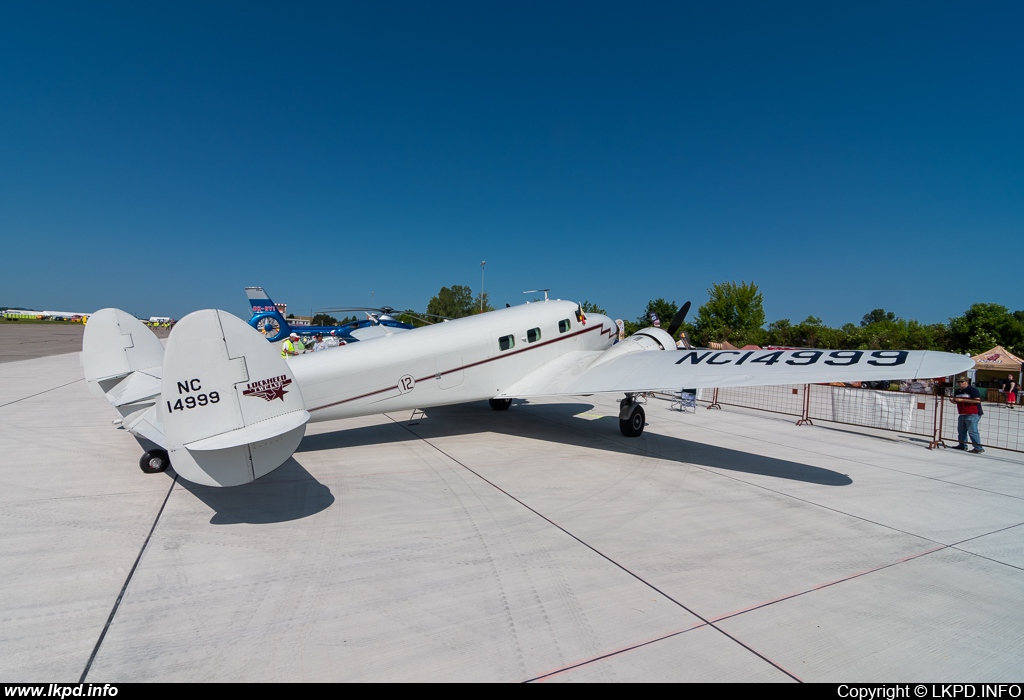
[1,334,1022,682]
[0,322,170,364]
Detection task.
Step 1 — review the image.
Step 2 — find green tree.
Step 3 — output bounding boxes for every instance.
[855,318,945,351]
[426,285,476,320]
[692,281,765,347]
[311,313,339,326]
[634,298,679,329]
[948,303,1024,355]
[394,309,431,327]
[789,316,829,348]
[580,300,606,315]
[861,309,897,326]
[619,299,683,338]
[474,291,495,314]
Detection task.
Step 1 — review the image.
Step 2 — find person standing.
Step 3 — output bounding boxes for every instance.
[312,332,328,352]
[950,377,985,453]
[281,332,304,358]
[1003,373,1018,409]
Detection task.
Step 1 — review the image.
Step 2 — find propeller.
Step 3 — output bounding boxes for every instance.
[665,301,691,337]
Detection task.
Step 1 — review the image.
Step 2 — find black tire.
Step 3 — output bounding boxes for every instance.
[619,404,645,437]
[139,449,170,474]
[489,398,512,411]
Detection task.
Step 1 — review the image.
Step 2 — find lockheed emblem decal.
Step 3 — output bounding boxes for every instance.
[242,374,292,402]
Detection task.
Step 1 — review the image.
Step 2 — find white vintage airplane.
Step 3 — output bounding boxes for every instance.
[82,299,973,487]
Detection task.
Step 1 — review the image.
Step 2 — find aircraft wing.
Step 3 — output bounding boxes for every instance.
[496,350,603,397]
[349,325,403,341]
[496,348,973,398]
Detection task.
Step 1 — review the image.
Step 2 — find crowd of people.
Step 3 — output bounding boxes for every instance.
[280,330,346,357]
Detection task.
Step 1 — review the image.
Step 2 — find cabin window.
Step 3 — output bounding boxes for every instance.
[527,327,541,343]
[558,319,571,333]
[499,335,514,351]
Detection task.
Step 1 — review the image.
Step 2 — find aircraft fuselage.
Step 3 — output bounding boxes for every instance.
[289,300,615,422]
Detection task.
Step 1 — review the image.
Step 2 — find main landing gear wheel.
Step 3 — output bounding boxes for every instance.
[139,449,170,474]
[489,398,512,411]
[620,404,646,437]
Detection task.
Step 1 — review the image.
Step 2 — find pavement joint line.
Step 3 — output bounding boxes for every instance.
[525,622,709,682]
[525,402,962,551]
[946,547,1024,573]
[0,489,174,504]
[949,519,1024,547]
[0,378,85,409]
[398,403,1024,602]
[663,436,1024,573]
[708,544,949,625]
[627,413,1024,555]
[387,413,805,683]
[683,414,1024,502]
[701,523,1024,624]
[945,521,1024,573]
[79,473,178,682]
[689,460,980,549]
[686,450,1024,575]
[446,402,1024,669]
[689,404,1024,495]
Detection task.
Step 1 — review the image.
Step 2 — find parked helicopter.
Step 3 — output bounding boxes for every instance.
[82,297,973,488]
[245,286,413,344]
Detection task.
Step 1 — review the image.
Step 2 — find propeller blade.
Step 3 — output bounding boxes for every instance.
[666,301,691,337]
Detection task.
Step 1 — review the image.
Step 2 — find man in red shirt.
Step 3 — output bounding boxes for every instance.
[950,377,985,453]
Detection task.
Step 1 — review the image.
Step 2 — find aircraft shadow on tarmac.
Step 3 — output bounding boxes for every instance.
[297,400,852,487]
[172,458,335,525]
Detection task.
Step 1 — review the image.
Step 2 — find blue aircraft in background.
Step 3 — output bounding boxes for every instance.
[245,287,414,344]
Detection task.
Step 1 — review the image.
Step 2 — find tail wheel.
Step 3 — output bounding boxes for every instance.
[619,404,646,437]
[139,449,170,474]
[489,398,513,411]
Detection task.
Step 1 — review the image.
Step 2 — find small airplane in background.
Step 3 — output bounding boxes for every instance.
[245,286,413,344]
[82,295,973,488]
[3,308,92,321]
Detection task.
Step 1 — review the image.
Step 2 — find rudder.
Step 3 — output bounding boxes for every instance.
[161,309,309,487]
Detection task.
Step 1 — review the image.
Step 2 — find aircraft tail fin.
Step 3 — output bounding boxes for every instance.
[83,308,165,408]
[244,286,290,341]
[245,286,277,315]
[161,309,309,487]
[82,308,168,448]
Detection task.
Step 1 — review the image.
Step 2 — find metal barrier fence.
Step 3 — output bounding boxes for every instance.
[940,398,1024,452]
[694,385,1024,454]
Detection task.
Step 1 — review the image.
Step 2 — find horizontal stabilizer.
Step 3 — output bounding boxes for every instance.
[185,410,310,451]
[105,368,162,407]
[161,309,309,487]
[122,405,165,447]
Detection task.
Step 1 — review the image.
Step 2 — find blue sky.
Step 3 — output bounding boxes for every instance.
[1,1,1021,326]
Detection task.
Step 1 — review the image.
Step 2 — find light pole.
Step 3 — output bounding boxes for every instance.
[480,261,486,313]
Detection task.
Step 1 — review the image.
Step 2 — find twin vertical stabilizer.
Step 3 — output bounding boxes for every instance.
[84,308,310,487]
[161,310,310,486]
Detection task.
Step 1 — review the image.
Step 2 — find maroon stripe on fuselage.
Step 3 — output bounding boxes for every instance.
[307,322,613,413]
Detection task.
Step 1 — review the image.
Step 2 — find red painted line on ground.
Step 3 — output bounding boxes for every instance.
[708,544,948,624]
[528,621,709,682]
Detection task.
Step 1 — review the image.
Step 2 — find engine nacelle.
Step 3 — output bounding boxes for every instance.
[590,326,677,369]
